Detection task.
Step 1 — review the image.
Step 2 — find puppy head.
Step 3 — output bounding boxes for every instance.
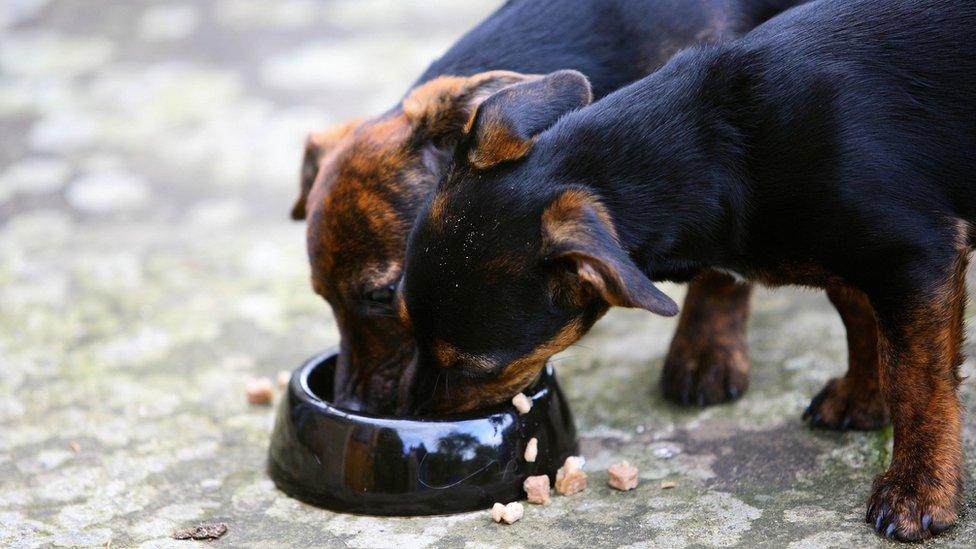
[291,71,541,412]
[400,71,678,414]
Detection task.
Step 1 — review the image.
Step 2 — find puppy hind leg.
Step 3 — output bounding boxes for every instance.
[804,285,889,430]
[661,270,752,406]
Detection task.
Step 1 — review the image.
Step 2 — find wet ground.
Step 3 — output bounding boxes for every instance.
[1,1,974,547]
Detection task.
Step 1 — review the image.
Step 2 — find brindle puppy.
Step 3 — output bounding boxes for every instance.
[293,0,816,412]
[399,0,975,539]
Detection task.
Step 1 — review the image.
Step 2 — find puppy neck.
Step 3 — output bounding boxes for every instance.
[534,44,753,281]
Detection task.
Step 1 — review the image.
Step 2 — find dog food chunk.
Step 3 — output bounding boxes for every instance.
[607,461,639,491]
[523,475,551,505]
[245,377,274,405]
[490,501,524,524]
[490,502,506,522]
[555,456,587,495]
[512,392,532,414]
[524,437,538,462]
[501,502,523,524]
[276,370,291,389]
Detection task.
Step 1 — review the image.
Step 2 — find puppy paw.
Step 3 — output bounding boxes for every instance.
[866,468,959,541]
[803,377,889,430]
[661,344,748,406]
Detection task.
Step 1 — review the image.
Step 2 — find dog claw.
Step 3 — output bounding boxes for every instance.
[875,509,886,532]
[867,471,959,541]
[804,377,890,431]
[661,339,750,408]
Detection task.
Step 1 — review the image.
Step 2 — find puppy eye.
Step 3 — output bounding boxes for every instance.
[354,284,397,318]
[365,284,396,304]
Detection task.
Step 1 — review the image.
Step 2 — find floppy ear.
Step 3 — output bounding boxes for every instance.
[291,118,361,221]
[465,70,592,170]
[402,70,540,140]
[543,189,679,316]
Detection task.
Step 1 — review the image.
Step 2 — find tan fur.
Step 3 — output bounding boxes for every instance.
[291,118,362,220]
[431,339,457,368]
[428,192,448,225]
[296,71,554,413]
[541,188,653,309]
[467,121,535,169]
[866,253,968,540]
[403,71,537,137]
[542,188,618,244]
[661,270,753,405]
[429,317,585,414]
[802,285,889,429]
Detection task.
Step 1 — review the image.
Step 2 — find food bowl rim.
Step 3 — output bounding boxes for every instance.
[292,348,555,426]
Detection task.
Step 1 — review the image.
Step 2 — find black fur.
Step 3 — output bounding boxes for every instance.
[392,0,810,411]
[407,0,976,356]
[416,0,807,99]
[403,0,976,540]
[536,0,976,290]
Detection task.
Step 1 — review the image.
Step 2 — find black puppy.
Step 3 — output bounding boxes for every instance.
[401,0,976,541]
[296,0,810,412]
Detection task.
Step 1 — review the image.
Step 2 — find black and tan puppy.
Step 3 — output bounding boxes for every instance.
[401,0,976,540]
[293,0,814,412]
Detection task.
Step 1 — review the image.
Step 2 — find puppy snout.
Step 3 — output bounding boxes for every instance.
[395,350,420,415]
[396,349,441,415]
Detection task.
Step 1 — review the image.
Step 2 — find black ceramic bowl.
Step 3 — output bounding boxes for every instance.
[267,349,579,516]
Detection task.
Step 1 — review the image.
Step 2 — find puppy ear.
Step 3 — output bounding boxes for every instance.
[543,189,679,316]
[402,71,539,140]
[466,70,592,170]
[291,118,361,221]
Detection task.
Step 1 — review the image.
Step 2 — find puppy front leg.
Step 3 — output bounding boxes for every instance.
[865,257,966,541]
[804,285,889,430]
[662,270,752,406]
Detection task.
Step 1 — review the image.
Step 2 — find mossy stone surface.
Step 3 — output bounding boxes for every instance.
[1,1,974,547]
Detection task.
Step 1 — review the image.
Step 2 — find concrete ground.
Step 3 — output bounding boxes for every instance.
[1,1,974,547]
